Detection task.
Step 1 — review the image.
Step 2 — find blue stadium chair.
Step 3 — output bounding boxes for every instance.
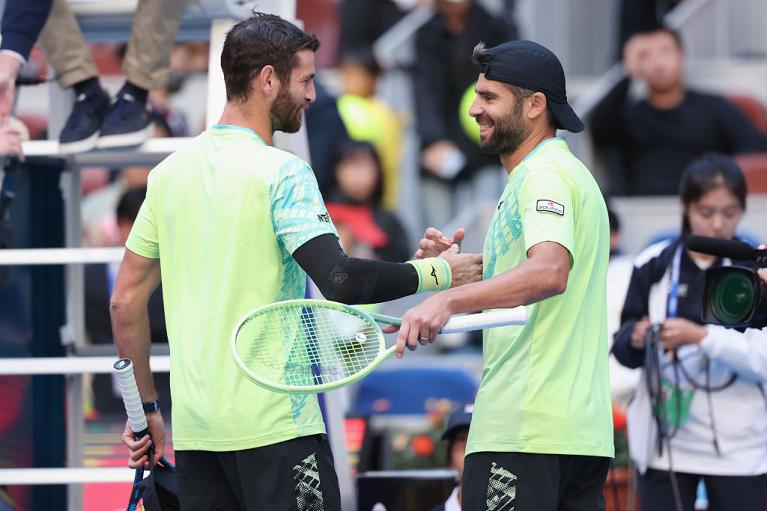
[350,367,477,416]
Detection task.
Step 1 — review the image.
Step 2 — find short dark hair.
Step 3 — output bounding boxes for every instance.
[221,12,319,103]
[472,42,557,129]
[641,26,684,51]
[471,42,492,67]
[680,154,747,234]
[116,187,147,224]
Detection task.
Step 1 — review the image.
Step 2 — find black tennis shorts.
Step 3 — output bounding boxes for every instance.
[175,433,341,510]
[462,451,610,511]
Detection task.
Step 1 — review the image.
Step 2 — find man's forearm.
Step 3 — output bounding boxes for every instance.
[112,306,157,402]
[441,254,567,314]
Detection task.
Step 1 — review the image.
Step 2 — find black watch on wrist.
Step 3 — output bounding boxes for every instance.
[142,400,161,413]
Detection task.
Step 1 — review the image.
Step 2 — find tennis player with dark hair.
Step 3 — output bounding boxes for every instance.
[110,12,482,510]
[397,40,614,510]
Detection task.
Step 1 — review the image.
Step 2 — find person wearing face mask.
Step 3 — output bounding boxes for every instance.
[612,154,767,511]
[590,27,767,196]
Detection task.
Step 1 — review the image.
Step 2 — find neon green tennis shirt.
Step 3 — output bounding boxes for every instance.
[126,125,337,451]
[466,137,614,458]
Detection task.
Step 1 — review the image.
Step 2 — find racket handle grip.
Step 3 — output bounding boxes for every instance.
[113,358,149,435]
[440,307,527,333]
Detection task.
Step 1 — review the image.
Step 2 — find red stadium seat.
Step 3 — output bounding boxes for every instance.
[727,94,767,135]
[735,152,767,194]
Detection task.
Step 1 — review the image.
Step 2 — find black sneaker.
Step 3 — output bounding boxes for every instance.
[96,92,154,149]
[58,88,110,154]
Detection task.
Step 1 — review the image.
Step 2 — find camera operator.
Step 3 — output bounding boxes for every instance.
[613,154,767,511]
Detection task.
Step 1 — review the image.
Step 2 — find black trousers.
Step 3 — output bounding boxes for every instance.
[175,434,341,511]
[638,468,767,511]
[462,451,610,511]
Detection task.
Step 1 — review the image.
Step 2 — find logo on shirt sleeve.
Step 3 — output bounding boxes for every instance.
[316,213,331,223]
[536,199,565,216]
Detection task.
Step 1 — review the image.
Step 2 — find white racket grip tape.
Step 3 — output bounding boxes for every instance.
[113,358,148,435]
[440,307,527,333]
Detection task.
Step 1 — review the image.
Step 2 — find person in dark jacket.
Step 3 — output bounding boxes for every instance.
[413,0,515,228]
[590,27,767,196]
[305,79,352,197]
[612,154,767,511]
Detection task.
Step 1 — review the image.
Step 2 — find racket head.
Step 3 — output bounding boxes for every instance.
[231,299,392,393]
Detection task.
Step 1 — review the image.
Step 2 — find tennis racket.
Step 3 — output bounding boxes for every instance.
[114,358,151,510]
[231,299,527,393]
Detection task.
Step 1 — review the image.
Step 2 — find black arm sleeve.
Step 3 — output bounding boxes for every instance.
[292,233,419,305]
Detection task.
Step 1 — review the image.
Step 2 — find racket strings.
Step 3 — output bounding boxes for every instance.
[236,305,382,388]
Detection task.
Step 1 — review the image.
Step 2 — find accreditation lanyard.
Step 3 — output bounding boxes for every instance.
[666,244,683,319]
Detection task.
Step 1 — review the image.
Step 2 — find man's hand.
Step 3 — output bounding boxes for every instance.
[415,227,465,259]
[0,122,24,161]
[630,316,651,349]
[439,244,482,287]
[660,318,707,351]
[395,292,453,358]
[623,34,649,80]
[121,412,165,469]
[0,54,22,123]
[759,268,767,285]
[421,140,461,176]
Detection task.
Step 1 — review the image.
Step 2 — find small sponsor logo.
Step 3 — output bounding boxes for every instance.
[317,213,331,223]
[430,265,439,286]
[497,200,504,210]
[536,199,564,216]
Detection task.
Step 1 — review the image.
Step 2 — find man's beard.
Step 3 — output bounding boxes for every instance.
[271,88,304,133]
[476,100,530,156]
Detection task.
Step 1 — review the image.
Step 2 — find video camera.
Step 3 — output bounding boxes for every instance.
[687,236,767,328]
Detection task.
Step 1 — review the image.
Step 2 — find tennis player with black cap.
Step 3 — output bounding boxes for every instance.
[398,40,614,510]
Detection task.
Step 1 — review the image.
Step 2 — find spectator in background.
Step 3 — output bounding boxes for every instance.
[605,205,639,410]
[0,0,189,154]
[0,0,52,124]
[338,0,407,57]
[326,141,410,262]
[617,0,683,55]
[305,79,352,198]
[80,113,172,247]
[85,187,169,417]
[338,49,403,210]
[612,154,767,511]
[413,0,515,228]
[430,403,473,511]
[590,27,767,196]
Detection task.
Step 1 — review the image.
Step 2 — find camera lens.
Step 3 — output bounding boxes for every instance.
[712,271,754,324]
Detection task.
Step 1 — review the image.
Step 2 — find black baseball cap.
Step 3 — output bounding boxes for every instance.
[441,403,473,441]
[474,40,584,133]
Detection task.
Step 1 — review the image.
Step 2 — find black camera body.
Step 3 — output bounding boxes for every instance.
[688,236,767,329]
